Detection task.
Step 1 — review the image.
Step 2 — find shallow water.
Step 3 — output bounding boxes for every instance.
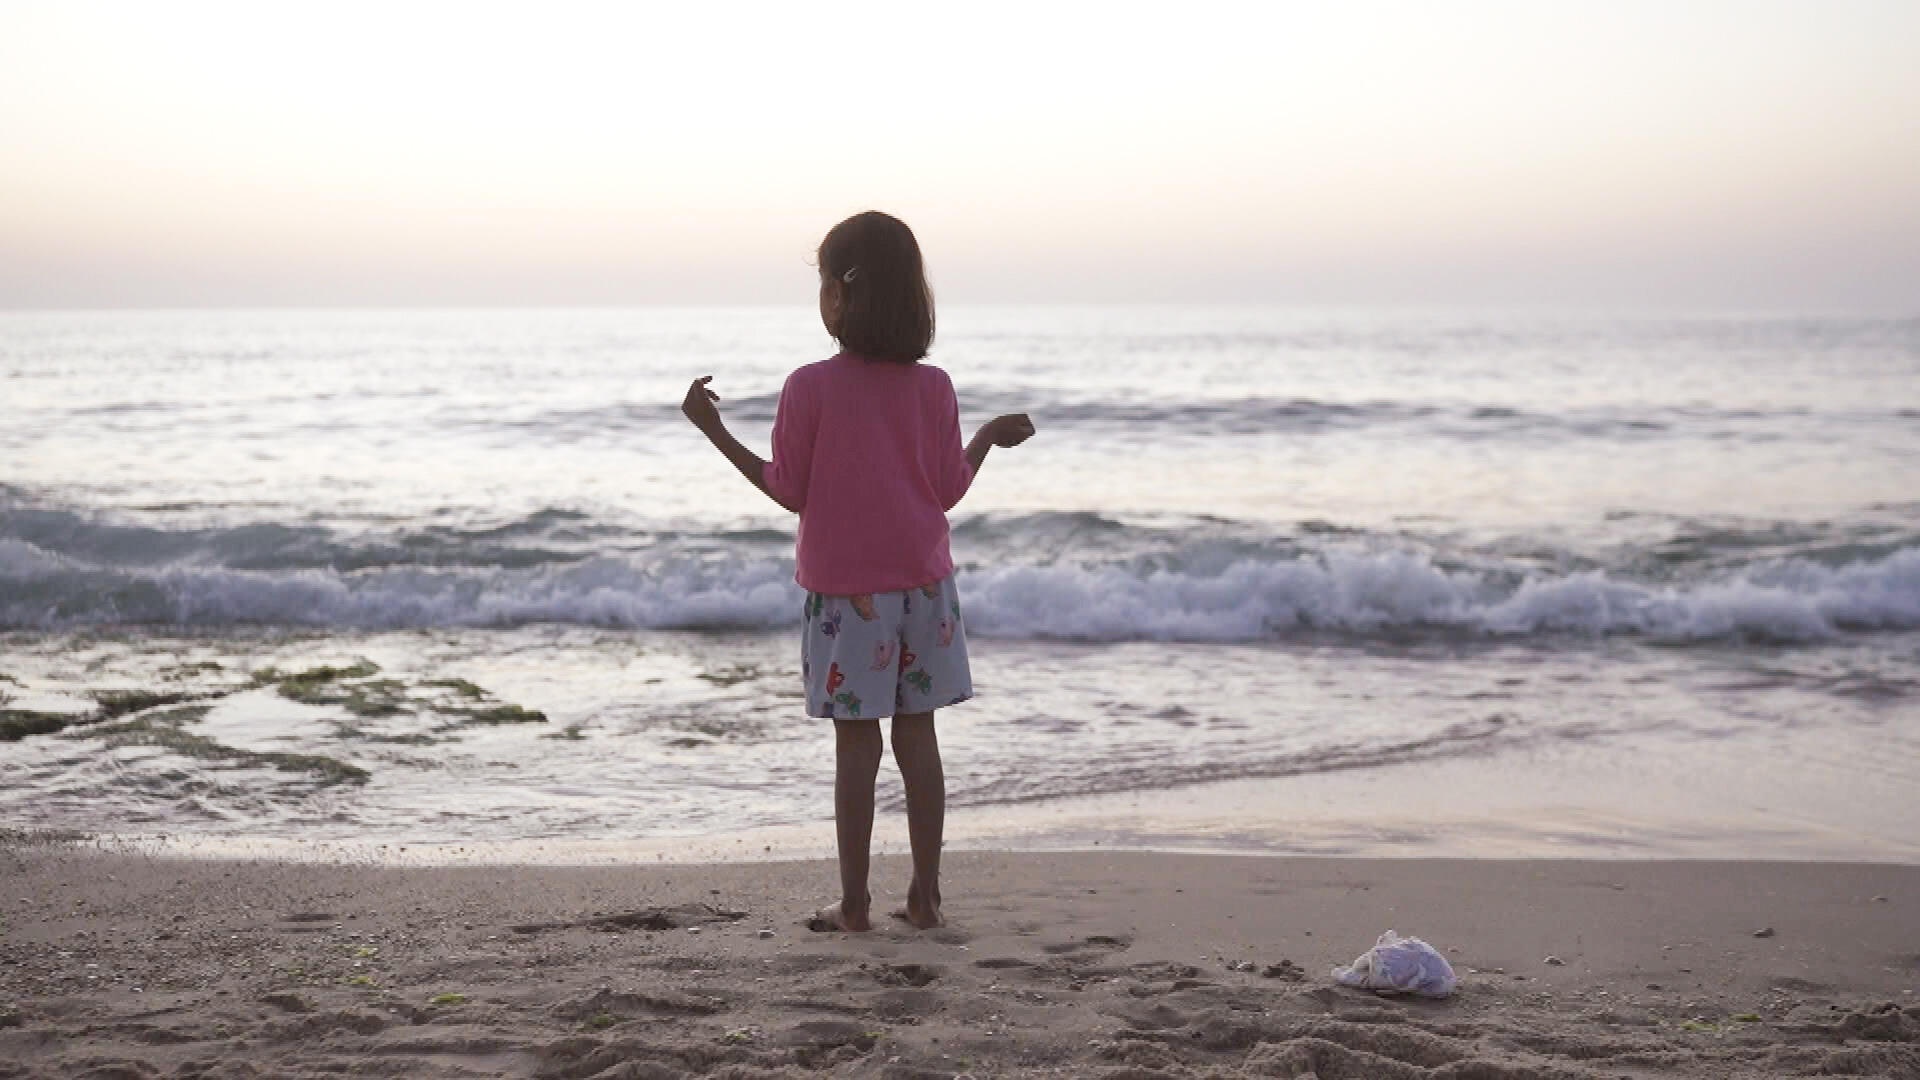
[3,308,1917,858]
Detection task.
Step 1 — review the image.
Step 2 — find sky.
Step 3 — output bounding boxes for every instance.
[1,1,1917,310]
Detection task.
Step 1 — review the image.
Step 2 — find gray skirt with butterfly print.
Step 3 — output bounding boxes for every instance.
[800,574,973,719]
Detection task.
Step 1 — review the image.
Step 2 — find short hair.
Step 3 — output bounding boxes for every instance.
[817,211,935,363]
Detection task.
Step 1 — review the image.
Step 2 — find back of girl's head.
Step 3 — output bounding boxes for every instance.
[817,211,934,363]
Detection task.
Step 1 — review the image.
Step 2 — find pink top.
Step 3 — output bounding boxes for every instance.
[762,352,974,595]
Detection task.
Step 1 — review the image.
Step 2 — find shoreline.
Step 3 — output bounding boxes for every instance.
[24,725,1918,868]
[4,841,1915,1077]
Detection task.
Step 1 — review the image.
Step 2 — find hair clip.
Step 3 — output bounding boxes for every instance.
[841,267,858,283]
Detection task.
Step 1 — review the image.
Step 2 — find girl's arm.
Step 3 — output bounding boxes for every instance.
[682,376,789,509]
[966,413,1037,473]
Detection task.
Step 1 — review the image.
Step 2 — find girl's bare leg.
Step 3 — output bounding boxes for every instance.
[822,717,882,932]
[890,710,945,928]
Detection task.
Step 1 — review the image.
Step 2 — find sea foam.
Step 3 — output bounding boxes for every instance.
[4,531,1915,644]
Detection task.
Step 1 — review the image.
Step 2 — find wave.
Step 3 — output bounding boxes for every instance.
[0,540,798,632]
[962,547,1920,643]
[3,506,1916,643]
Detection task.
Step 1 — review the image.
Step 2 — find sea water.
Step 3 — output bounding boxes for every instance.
[2,307,1916,859]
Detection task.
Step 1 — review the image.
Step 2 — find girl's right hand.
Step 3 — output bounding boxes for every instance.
[682,375,722,433]
[989,413,1036,447]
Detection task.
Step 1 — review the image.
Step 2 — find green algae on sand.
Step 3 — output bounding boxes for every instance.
[93,688,200,720]
[2,685,219,742]
[422,677,487,700]
[0,709,77,742]
[89,707,370,785]
[442,702,546,725]
[283,676,412,718]
[256,661,389,710]
[9,660,545,759]
[257,662,546,727]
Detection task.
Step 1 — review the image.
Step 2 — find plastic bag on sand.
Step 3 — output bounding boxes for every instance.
[1331,930,1458,998]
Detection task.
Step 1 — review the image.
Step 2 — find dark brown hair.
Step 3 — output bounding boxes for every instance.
[817,211,935,363]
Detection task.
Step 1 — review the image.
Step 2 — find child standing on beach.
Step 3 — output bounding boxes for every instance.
[681,211,1034,932]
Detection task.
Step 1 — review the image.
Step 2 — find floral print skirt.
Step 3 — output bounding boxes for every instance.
[800,574,973,720]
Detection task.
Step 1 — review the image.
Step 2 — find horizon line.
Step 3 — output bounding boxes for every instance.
[3,301,1916,320]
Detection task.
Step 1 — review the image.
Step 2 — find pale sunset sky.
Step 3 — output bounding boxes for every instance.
[1,1,1916,310]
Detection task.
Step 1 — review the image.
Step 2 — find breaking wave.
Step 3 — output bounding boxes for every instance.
[3,503,1915,643]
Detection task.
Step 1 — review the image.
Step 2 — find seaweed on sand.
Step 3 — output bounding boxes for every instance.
[0,709,77,742]
[286,678,411,718]
[441,703,546,726]
[329,725,440,745]
[83,704,213,737]
[421,676,547,727]
[257,661,546,729]
[93,688,198,720]
[422,677,487,700]
[256,662,409,717]
[3,686,218,742]
[254,660,381,691]
[91,709,369,785]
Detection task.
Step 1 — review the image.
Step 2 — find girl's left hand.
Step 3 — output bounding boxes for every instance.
[989,412,1036,447]
[682,375,722,432]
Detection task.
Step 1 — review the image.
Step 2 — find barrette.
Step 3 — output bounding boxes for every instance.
[841,267,858,283]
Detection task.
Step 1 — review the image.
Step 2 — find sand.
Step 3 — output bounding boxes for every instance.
[1,836,1916,1078]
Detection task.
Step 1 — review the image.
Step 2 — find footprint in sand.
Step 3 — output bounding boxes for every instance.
[777,1021,882,1068]
[868,988,942,1020]
[511,903,746,935]
[549,988,725,1021]
[868,962,941,987]
[1042,933,1133,955]
[276,912,337,933]
[973,956,1035,972]
[1126,961,1205,981]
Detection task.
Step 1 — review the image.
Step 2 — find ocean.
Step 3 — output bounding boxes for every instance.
[3,307,1916,860]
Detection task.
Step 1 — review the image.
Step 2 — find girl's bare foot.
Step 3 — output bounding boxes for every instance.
[805,898,872,933]
[893,880,943,929]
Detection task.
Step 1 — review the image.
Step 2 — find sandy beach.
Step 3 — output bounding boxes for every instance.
[2,835,1915,1078]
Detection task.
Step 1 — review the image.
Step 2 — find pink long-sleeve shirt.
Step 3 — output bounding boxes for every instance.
[761,352,974,596]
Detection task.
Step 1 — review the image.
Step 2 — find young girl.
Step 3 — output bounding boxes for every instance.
[681,211,1034,932]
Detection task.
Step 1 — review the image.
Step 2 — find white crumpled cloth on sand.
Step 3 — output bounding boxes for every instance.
[1331,930,1458,998]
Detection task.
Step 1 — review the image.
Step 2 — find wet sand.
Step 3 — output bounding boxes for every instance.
[2,837,1916,1078]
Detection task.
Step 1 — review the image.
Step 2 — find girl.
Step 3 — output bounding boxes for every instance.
[681,211,1034,932]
